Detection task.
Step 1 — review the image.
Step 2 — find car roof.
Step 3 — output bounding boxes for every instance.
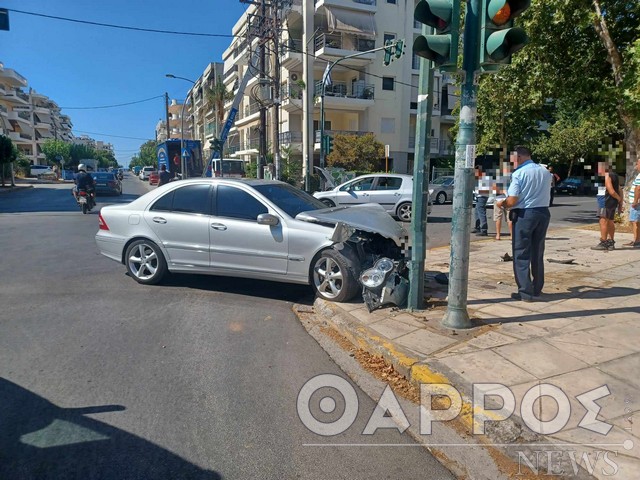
[171,178,284,187]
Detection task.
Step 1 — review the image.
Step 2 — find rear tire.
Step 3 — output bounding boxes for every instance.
[396,202,412,222]
[82,203,88,214]
[125,239,167,285]
[311,249,359,302]
[435,192,447,205]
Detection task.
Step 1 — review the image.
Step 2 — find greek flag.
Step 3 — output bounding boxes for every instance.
[322,62,332,87]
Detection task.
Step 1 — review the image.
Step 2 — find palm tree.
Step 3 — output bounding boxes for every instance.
[205,75,234,152]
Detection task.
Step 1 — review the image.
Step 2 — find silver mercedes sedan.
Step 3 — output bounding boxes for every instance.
[95,179,406,302]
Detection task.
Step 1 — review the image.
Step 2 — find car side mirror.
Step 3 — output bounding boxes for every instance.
[257,213,279,226]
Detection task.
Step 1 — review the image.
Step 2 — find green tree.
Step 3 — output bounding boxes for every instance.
[205,76,233,154]
[41,139,71,166]
[533,113,611,176]
[326,133,384,171]
[129,140,157,170]
[0,134,18,187]
[69,144,96,168]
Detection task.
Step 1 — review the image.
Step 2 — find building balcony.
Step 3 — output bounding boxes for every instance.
[314,80,375,111]
[0,68,28,87]
[315,0,377,13]
[0,104,7,116]
[409,136,439,154]
[279,131,303,145]
[223,65,239,85]
[314,33,376,65]
[281,81,304,113]
[8,110,32,124]
[234,103,261,127]
[3,90,29,105]
[314,129,371,144]
[0,83,6,95]
[36,130,54,140]
[280,39,303,69]
[235,138,261,155]
[9,131,33,143]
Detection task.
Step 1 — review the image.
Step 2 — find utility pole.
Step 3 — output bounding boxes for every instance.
[271,1,282,180]
[442,0,480,330]
[301,0,313,191]
[164,92,171,141]
[407,27,435,311]
[257,0,268,180]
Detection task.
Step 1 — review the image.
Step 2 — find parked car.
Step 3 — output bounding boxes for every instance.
[139,166,156,181]
[95,179,405,302]
[428,176,454,204]
[92,172,122,195]
[30,165,53,177]
[556,177,596,195]
[148,171,160,186]
[313,173,431,222]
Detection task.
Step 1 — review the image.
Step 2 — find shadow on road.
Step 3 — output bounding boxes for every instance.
[557,210,599,224]
[151,273,316,305]
[0,188,141,214]
[0,378,221,480]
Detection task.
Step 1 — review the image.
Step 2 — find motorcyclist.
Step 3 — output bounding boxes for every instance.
[73,164,95,204]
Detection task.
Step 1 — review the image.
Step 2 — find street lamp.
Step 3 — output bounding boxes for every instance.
[166,73,197,179]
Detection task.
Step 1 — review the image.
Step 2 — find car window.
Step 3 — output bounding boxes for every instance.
[443,178,454,186]
[374,177,403,190]
[169,184,211,215]
[253,183,325,217]
[216,185,268,221]
[150,190,175,212]
[340,177,374,192]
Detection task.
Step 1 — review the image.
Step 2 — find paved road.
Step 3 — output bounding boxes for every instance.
[0,174,454,480]
[424,195,598,248]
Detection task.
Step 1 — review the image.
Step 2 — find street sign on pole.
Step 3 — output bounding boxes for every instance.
[385,144,390,172]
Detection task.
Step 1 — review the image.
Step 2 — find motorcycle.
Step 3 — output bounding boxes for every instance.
[75,188,96,214]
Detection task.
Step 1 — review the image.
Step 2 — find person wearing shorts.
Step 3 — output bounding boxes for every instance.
[626,158,640,247]
[592,162,623,251]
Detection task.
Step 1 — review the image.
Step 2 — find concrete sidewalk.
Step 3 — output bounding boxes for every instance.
[310,227,639,479]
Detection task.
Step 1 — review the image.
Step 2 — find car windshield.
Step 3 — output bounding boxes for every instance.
[253,183,326,218]
[143,167,155,172]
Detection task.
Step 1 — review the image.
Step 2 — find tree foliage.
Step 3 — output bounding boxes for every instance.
[476,0,640,179]
[326,133,384,171]
[41,140,71,165]
[129,140,157,169]
[205,76,233,129]
[0,135,18,186]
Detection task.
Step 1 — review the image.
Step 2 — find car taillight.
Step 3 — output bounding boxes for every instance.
[79,191,87,196]
[98,213,109,231]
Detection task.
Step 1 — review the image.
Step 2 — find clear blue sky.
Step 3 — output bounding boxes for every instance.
[1,0,248,165]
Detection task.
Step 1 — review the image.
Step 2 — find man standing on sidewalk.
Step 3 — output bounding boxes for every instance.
[591,161,623,251]
[626,158,640,247]
[473,165,490,236]
[495,146,552,302]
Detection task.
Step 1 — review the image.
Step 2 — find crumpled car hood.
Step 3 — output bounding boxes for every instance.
[296,203,406,244]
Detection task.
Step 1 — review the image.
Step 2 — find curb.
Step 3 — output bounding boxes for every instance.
[304,298,595,479]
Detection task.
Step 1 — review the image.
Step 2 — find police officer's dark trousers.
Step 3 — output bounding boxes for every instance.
[511,207,550,300]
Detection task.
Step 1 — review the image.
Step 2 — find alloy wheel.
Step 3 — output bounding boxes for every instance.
[313,256,344,300]
[128,243,159,281]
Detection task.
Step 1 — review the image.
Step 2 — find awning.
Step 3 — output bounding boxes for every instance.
[325,7,376,38]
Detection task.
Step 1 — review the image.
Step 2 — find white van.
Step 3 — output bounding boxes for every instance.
[211,158,245,178]
[30,165,53,177]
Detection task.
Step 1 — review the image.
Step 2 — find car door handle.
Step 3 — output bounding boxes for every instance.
[152,217,167,224]
[211,223,227,231]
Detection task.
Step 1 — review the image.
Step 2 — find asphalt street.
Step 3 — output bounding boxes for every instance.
[0,174,455,480]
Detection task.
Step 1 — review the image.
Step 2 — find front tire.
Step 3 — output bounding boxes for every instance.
[311,249,359,302]
[82,203,88,214]
[435,192,447,205]
[125,239,167,285]
[321,199,336,207]
[396,202,412,222]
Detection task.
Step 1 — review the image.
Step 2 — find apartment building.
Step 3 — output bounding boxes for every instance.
[185,62,224,161]
[0,62,75,164]
[219,0,456,175]
[155,99,192,142]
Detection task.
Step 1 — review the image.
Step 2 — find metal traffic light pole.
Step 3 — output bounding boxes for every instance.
[407,27,435,311]
[442,0,481,329]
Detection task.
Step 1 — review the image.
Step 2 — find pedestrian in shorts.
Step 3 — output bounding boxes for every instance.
[591,162,623,251]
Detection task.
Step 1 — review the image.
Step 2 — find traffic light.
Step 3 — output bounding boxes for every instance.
[323,135,334,155]
[383,40,394,66]
[394,39,405,59]
[413,0,460,71]
[479,0,530,68]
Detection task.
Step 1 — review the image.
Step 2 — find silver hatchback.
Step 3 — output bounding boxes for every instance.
[313,174,425,222]
[95,179,406,302]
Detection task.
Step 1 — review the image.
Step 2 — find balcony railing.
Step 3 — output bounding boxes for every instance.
[314,130,371,143]
[16,90,29,102]
[243,103,261,118]
[20,132,33,140]
[0,104,7,114]
[241,138,261,151]
[280,131,303,144]
[280,39,303,56]
[314,81,375,100]
[315,33,375,53]
[283,81,304,100]
[223,65,238,81]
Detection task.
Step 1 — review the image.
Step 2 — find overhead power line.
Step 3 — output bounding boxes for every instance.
[60,94,164,110]
[7,8,239,38]
[73,129,154,141]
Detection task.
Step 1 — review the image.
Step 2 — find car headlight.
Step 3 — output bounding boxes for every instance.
[428,188,434,195]
[360,258,395,288]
